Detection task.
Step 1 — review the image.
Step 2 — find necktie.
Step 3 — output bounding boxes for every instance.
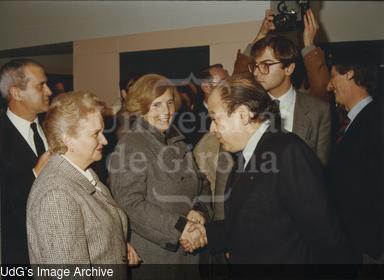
[225,152,245,193]
[30,122,45,157]
[336,116,350,144]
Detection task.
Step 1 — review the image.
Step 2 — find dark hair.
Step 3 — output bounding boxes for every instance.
[195,64,224,81]
[0,58,43,98]
[213,74,281,125]
[251,34,298,68]
[330,48,378,94]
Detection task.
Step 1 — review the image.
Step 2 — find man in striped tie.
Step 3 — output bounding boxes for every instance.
[326,49,383,265]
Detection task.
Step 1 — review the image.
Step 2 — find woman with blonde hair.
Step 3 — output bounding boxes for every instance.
[26,91,140,276]
[108,74,212,279]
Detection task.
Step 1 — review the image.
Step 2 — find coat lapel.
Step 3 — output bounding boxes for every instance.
[226,132,271,214]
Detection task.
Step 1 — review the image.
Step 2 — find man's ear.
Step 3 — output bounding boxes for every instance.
[9,86,22,101]
[346,70,355,81]
[201,82,211,94]
[285,62,296,76]
[237,105,252,125]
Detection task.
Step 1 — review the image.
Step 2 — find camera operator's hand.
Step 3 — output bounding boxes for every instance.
[253,9,276,43]
[303,8,319,47]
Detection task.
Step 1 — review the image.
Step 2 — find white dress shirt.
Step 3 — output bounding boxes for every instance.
[6,108,48,157]
[346,96,373,131]
[242,120,271,170]
[268,86,296,132]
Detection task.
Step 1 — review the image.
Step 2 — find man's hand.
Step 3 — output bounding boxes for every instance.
[303,8,319,47]
[127,242,142,266]
[186,210,205,224]
[253,9,275,43]
[33,151,50,177]
[179,221,207,253]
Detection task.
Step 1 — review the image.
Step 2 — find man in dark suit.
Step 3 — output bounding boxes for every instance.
[326,49,383,264]
[0,59,51,264]
[180,75,346,266]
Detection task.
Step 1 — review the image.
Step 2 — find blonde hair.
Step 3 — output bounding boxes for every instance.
[43,91,105,154]
[124,74,180,115]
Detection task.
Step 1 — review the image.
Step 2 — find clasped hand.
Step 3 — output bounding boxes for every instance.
[179,210,208,253]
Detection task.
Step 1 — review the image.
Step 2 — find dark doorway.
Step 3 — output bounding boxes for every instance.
[119,46,209,88]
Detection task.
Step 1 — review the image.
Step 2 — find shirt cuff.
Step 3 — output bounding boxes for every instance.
[32,168,37,178]
[301,45,316,57]
[174,216,188,233]
[192,202,210,222]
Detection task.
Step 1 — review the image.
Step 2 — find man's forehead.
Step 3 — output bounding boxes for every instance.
[254,47,276,62]
[25,64,45,78]
[208,91,226,112]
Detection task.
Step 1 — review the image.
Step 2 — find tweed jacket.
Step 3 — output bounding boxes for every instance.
[108,116,212,265]
[293,90,331,165]
[27,154,128,265]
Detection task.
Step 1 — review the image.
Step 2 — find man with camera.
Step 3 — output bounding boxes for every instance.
[245,9,331,166]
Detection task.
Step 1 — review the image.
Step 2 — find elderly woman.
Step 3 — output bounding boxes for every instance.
[108,74,212,278]
[26,92,140,272]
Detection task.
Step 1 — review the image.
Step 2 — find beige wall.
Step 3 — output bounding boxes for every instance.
[0,1,269,51]
[0,54,73,75]
[74,20,262,105]
[316,1,384,42]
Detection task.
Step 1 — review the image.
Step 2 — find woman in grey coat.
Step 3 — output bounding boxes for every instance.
[108,74,212,279]
[26,92,140,277]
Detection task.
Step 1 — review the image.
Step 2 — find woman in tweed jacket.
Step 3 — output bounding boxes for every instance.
[26,92,140,272]
[108,74,212,279]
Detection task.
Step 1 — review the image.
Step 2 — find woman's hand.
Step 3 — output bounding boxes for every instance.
[127,243,142,266]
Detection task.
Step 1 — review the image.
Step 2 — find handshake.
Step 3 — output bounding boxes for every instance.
[179,210,208,253]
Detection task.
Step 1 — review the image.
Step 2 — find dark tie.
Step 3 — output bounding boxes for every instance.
[225,152,245,193]
[30,122,45,157]
[336,116,351,144]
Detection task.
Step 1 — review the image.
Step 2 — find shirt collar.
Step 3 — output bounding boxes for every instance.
[242,120,271,170]
[203,101,208,109]
[268,86,295,111]
[6,108,39,135]
[347,96,373,124]
[61,155,96,186]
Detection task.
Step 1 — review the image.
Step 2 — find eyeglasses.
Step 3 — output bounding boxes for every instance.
[248,61,283,75]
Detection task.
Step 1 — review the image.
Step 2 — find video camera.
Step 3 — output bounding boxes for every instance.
[273,0,310,32]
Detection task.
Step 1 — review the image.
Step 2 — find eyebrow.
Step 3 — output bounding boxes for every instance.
[256,59,276,63]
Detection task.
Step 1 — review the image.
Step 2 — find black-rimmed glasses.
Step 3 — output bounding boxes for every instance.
[248,61,282,74]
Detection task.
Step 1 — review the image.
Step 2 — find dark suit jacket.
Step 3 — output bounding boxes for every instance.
[0,112,39,264]
[327,101,383,263]
[205,128,346,264]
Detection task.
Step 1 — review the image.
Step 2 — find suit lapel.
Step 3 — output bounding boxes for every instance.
[292,92,312,142]
[1,114,38,167]
[226,132,271,214]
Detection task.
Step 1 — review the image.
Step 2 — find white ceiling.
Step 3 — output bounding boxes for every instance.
[0,1,270,51]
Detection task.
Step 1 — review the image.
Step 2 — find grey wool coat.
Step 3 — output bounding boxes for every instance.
[27,154,128,266]
[108,117,212,266]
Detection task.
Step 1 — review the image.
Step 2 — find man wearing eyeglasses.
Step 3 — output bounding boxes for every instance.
[249,34,331,165]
